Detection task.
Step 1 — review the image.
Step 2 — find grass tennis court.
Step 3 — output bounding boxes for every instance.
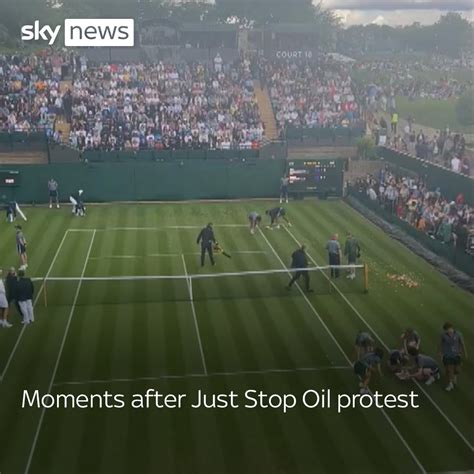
[0,199,472,474]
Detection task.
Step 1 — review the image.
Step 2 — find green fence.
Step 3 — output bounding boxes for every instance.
[83,148,261,163]
[377,147,474,205]
[348,188,474,277]
[0,158,286,203]
[0,132,48,153]
[285,126,365,145]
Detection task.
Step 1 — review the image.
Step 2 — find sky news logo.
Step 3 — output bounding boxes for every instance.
[21,19,134,47]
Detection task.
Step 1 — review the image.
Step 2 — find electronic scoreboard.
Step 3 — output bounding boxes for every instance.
[0,170,21,187]
[287,158,345,197]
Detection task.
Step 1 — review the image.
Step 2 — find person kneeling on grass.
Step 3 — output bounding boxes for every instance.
[439,322,467,392]
[407,347,441,386]
[265,207,291,230]
[248,211,262,235]
[388,349,410,376]
[287,245,313,293]
[401,328,421,354]
[354,347,384,394]
[354,330,374,360]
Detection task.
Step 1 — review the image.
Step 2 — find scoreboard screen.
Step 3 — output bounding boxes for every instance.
[287,159,344,196]
[0,170,21,187]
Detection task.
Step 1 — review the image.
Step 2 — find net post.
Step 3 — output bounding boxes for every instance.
[189,275,194,301]
[43,278,48,307]
[364,264,369,293]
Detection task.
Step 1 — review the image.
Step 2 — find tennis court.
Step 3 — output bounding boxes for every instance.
[0,200,472,474]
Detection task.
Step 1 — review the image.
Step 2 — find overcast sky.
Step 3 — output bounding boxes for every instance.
[321,0,473,26]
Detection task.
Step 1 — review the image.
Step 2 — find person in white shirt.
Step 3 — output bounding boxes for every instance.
[451,155,461,173]
[0,270,12,328]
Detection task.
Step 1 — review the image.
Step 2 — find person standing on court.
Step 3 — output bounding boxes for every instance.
[16,269,34,325]
[196,223,216,267]
[287,244,313,293]
[280,174,289,204]
[344,232,360,280]
[325,234,341,278]
[5,267,22,321]
[48,178,60,209]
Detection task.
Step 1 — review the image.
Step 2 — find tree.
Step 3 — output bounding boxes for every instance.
[213,0,338,27]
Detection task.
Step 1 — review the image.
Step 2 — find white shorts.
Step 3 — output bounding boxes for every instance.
[0,294,8,309]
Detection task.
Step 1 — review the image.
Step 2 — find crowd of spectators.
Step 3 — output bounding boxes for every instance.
[0,52,69,133]
[68,57,263,152]
[1,52,264,151]
[357,57,472,105]
[372,115,470,176]
[355,167,473,252]
[260,56,361,132]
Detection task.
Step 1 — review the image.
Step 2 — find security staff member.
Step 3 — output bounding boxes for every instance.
[287,245,313,292]
[5,267,23,320]
[325,234,341,278]
[196,223,216,267]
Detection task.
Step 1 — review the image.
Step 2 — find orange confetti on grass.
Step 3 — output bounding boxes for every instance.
[386,273,419,289]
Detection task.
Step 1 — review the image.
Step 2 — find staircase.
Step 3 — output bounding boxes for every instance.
[254,80,278,141]
[55,80,72,144]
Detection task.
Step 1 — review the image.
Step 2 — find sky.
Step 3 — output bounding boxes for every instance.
[321,0,474,26]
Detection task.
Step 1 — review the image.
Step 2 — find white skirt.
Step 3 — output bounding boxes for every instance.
[0,293,8,309]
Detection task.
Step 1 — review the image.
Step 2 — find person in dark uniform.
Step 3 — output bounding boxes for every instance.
[5,201,17,223]
[5,267,23,320]
[287,245,313,293]
[196,223,216,267]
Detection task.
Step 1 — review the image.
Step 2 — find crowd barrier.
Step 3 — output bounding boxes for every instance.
[378,147,474,205]
[0,132,49,153]
[285,126,365,146]
[348,188,474,277]
[83,148,261,163]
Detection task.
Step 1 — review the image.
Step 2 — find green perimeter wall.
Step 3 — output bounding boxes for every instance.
[0,159,286,203]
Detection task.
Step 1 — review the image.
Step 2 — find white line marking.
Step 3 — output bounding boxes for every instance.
[262,226,426,474]
[52,366,351,387]
[88,251,267,260]
[284,223,474,452]
[181,254,207,375]
[0,229,71,383]
[258,227,351,366]
[68,225,248,231]
[24,230,96,474]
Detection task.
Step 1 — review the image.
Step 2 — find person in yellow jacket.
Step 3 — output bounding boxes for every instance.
[391,112,398,135]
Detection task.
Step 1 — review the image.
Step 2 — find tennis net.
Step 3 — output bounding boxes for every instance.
[33,264,368,307]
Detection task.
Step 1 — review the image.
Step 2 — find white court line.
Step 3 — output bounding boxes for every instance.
[283,223,474,453]
[0,229,72,383]
[52,366,351,387]
[257,227,352,367]
[68,224,248,231]
[88,251,267,260]
[181,254,207,375]
[261,226,426,474]
[24,230,96,474]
